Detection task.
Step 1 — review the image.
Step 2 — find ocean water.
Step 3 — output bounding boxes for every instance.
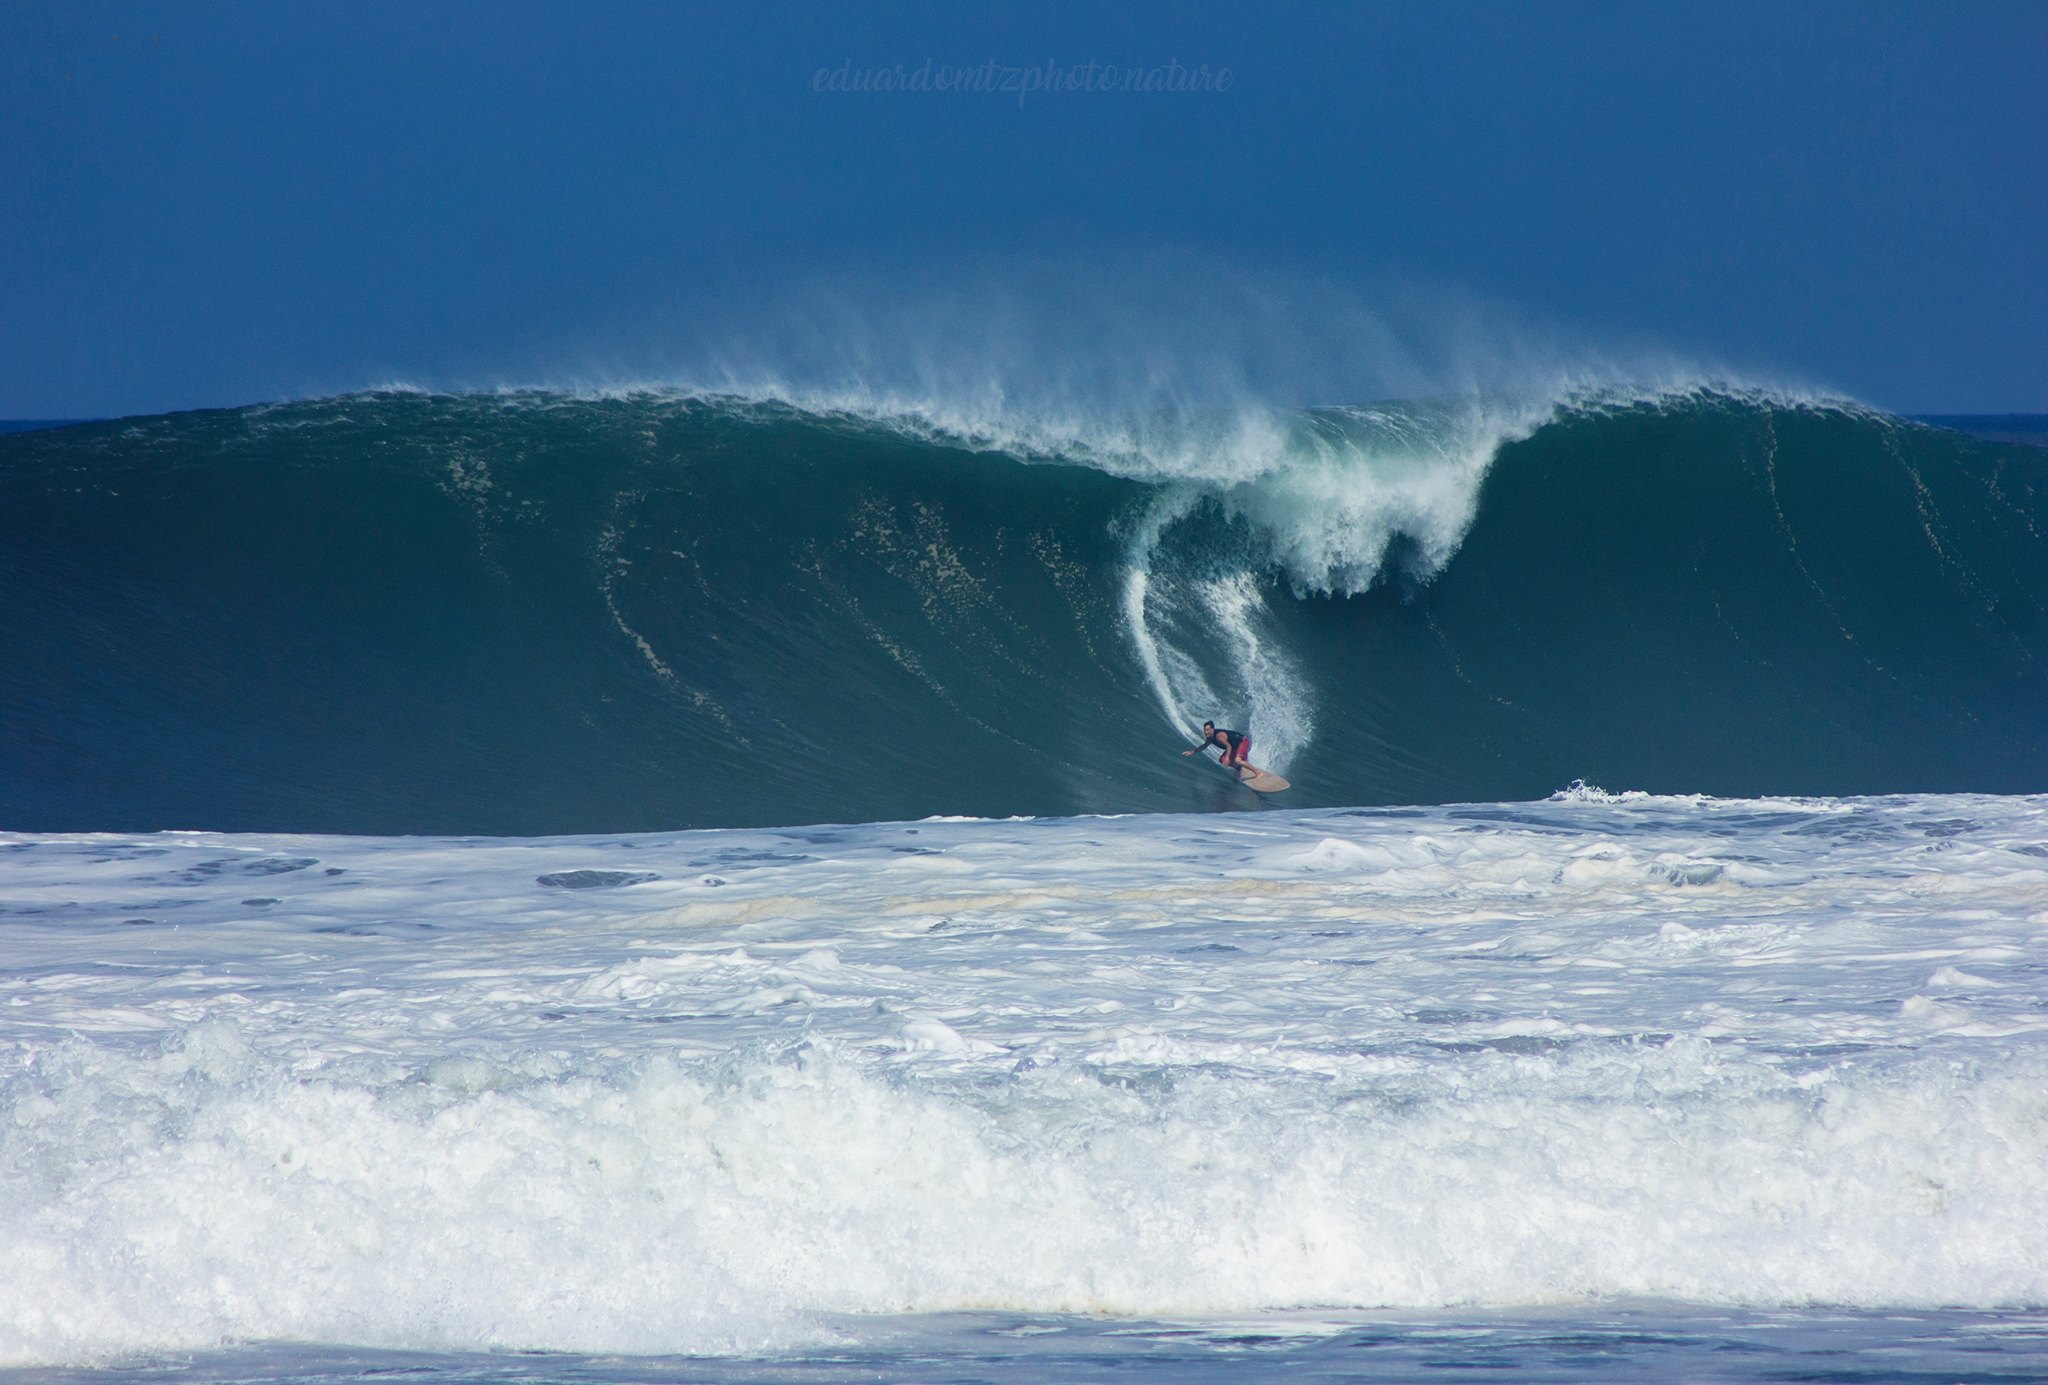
[5,393,2048,832]
[3,391,2047,1381]
[4,795,2048,1379]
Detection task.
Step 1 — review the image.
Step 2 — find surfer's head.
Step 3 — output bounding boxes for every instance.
[1201,720,1214,734]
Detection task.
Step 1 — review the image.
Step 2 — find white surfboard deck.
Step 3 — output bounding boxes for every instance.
[1229,761,1290,793]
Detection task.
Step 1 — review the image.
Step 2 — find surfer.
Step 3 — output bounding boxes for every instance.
[1184,721,1253,772]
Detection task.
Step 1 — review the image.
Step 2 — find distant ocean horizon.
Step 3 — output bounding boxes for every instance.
[0,418,92,434]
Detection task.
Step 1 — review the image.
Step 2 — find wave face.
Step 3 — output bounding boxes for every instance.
[3,391,2045,832]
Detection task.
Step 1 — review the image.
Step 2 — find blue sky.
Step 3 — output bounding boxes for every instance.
[2,1,2043,417]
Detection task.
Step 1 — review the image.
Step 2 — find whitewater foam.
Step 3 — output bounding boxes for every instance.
[3,794,2046,1364]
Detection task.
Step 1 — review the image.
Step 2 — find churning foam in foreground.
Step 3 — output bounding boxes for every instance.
[5,1030,2044,1361]
[3,793,2047,1363]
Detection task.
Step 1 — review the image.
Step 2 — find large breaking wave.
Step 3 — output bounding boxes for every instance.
[2,386,2044,832]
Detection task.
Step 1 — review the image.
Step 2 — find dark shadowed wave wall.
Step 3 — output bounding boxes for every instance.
[3,393,2044,833]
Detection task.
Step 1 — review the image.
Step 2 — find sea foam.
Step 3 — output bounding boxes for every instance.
[4,794,2046,1363]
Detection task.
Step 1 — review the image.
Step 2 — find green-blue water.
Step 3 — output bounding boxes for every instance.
[3,392,2043,832]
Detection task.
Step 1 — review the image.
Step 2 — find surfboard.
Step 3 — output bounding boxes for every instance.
[1230,762,1290,793]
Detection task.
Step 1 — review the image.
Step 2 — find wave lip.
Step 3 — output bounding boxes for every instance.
[631,374,1830,596]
